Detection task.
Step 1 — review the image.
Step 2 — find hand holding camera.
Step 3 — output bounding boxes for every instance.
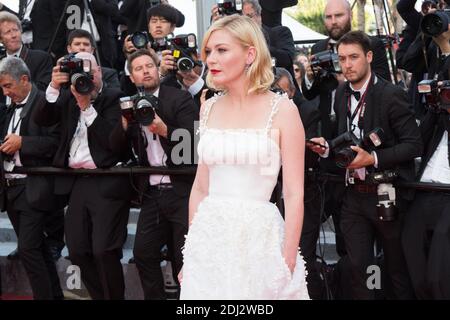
[346,145,375,169]
[50,59,70,90]
[179,69,200,88]
[159,49,177,76]
[306,137,328,155]
[0,134,22,155]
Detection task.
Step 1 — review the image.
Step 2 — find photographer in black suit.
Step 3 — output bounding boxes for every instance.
[34,51,131,300]
[0,10,58,260]
[111,49,198,299]
[66,29,120,88]
[30,0,69,60]
[0,57,62,299]
[309,31,422,299]
[258,0,297,27]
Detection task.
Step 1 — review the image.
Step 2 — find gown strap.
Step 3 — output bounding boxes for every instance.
[265,92,286,134]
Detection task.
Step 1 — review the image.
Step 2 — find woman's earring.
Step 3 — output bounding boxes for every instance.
[245,63,251,74]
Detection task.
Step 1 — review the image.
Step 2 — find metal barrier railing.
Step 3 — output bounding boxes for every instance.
[8,166,450,192]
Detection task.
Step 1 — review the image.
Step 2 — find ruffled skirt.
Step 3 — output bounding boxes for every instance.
[180,196,309,300]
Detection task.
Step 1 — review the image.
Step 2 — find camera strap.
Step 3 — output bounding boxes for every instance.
[346,74,375,134]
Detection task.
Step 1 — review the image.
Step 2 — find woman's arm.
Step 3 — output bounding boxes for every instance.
[276,98,305,272]
[189,161,209,226]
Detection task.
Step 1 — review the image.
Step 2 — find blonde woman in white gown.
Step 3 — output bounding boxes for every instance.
[179,15,309,300]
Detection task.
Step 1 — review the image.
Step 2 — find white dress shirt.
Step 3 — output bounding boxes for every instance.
[421,131,450,184]
[4,90,32,179]
[46,84,98,169]
[142,88,171,186]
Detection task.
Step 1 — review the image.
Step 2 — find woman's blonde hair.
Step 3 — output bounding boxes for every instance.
[201,15,274,94]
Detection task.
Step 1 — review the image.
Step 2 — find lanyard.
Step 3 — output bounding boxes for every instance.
[10,108,22,134]
[347,74,374,133]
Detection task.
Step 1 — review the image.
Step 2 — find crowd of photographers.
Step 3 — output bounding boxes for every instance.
[0,0,449,300]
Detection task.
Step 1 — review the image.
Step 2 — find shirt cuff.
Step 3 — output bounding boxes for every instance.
[319,141,330,158]
[80,105,98,127]
[372,151,379,168]
[188,77,204,96]
[46,84,60,103]
[304,75,314,90]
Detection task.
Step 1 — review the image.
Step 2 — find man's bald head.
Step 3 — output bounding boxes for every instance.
[74,51,102,91]
[75,51,98,68]
[324,0,352,41]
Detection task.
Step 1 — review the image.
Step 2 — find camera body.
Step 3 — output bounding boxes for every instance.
[21,19,33,32]
[421,9,450,37]
[310,50,342,79]
[0,44,6,59]
[217,0,243,16]
[153,34,198,72]
[418,79,450,111]
[59,54,95,95]
[328,127,385,169]
[120,89,160,126]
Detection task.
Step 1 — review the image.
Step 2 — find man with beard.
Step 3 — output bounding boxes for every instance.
[110,49,198,299]
[308,31,420,299]
[300,0,391,299]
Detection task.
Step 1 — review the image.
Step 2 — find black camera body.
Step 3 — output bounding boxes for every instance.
[418,79,450,111]
[59,54,94,95]
[310,50,342,79]
[169,34,198,72]
[328,128,385,168]
[217,0,243,16]
[153,34,199,72]
[0,44,6,59]
[120,88,159,126]
[21,19,33,32]
[421,9,450,37]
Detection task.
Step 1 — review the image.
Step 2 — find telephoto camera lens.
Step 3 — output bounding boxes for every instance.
[71,73,94,95]
[421,11,450,37]
[177,57,195,72]
[135,98,156,126]
[131,32,149,49]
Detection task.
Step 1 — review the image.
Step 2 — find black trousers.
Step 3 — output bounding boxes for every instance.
[44,208,65,253]
[402,191,450,299]
[340,187,414,300]
[6,182,63,300]
[64,176,129,300]
[299,181,324,299]
[133,185,188,300]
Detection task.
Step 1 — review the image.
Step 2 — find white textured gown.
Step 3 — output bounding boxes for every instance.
[180,93,309,300]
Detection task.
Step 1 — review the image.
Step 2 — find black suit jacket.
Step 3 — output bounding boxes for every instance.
[102,66,120,89]
[332,76,423,198]
[0,46,53,137]
[110,84,199,198]
[30,0,68,59]
[0,87,60,211]
[301,36,391,139]
[68,0,119,68]
[34,86,131,199]
[259,0,298,11]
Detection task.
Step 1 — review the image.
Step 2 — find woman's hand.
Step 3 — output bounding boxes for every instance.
[178,268,183,284]
[282,248,297,274]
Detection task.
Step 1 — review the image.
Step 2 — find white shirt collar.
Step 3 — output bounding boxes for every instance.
[7,45,23,58]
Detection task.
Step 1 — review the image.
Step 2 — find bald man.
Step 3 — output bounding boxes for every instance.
[34,51,131,300]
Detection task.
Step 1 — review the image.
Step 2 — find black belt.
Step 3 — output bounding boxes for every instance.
[6,178,27,187]
[149,183,173,191]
